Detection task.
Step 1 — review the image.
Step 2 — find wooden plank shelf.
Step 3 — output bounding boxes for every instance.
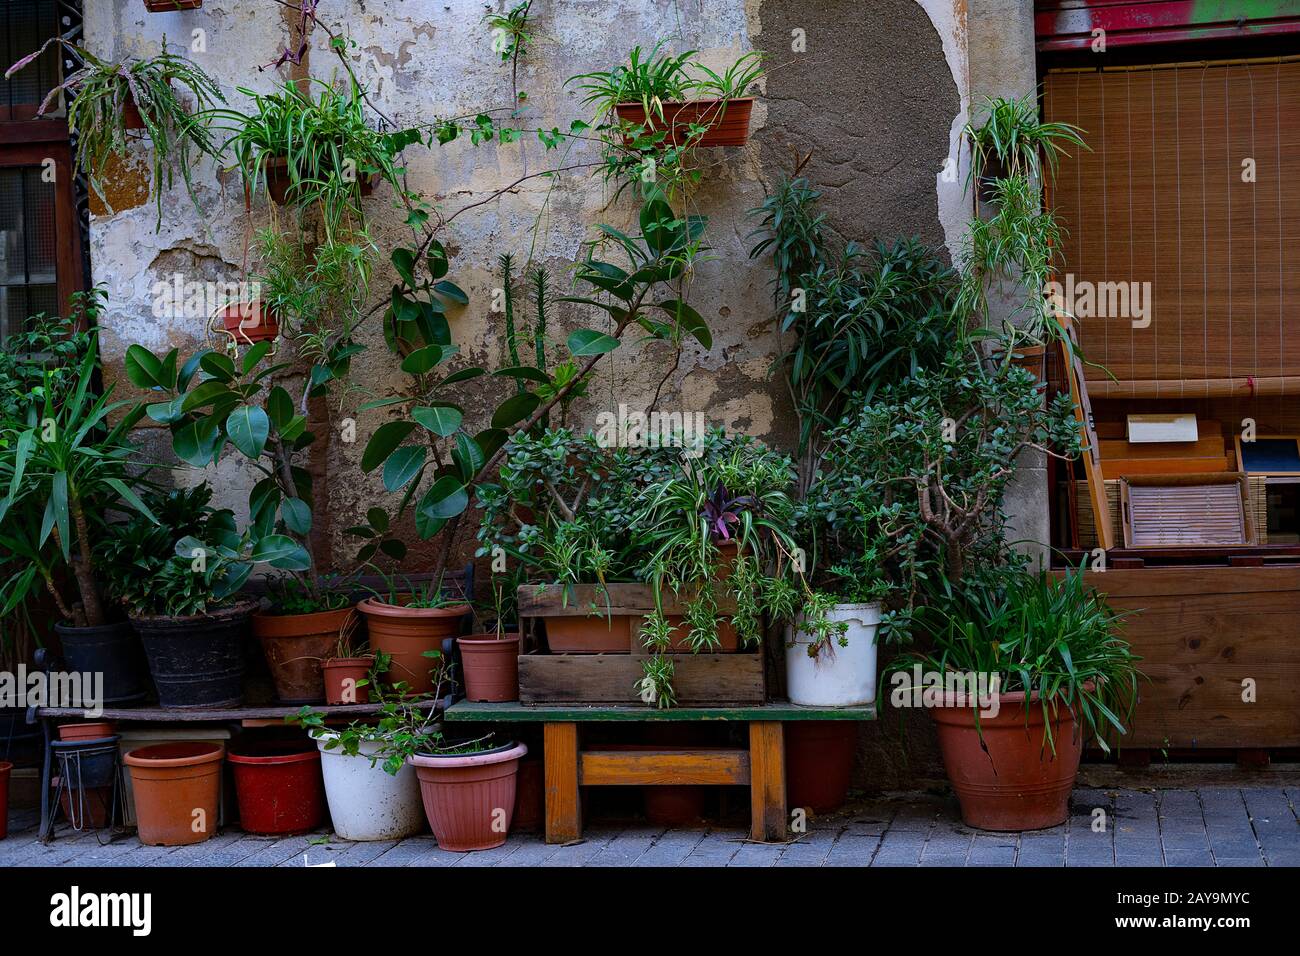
[444,701,876,721]
[32,701,436,724]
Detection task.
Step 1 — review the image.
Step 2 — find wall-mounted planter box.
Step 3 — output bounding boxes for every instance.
[614,97,753,148]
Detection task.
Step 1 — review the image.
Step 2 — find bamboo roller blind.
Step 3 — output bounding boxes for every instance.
[1044,61,1300,399]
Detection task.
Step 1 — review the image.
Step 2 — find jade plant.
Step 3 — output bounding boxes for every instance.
[4,39,225,227]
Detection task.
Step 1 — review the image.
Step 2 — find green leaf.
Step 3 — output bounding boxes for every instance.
[419,475,468,519]
[242,341,272,375]
[226,405,270,460]
[267,386,294,428]
[50,471,69,560]
[281,498,312,534]
[199,351,237,382]
[654,299,713,350]
[366,507,389,534]
[124,345,171,390]
[181,379,237,413]
[411,404,462,437]
[382,445,426,492]
[104,478,158,525]
[433,280,468,304]
[252,534,312,570]
[567,329,620,356]
[451,433,484,482]
[361,421,417,472]
[473,428,508,462]
[494,366,550,384]
[426,241,449,280]
[400,344,445,375]
[145,396,185,424]
[392,247,417,287]
[173,416,223,466]
[439,367,487,386]
[491,392,540,429]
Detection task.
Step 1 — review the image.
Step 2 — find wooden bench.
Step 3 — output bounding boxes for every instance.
[443,701,875,844]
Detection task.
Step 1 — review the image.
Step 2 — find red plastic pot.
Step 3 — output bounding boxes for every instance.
[409,742,527,851]
[227,741,326,835]
[931,690,1082,831]
[457,634,519,702]
[785,721,858,813]
[58,721,117,742]
[322,656,373,705]
[0,761,11,840]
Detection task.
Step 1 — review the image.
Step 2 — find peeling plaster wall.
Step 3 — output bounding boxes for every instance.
[82,1,1036,787]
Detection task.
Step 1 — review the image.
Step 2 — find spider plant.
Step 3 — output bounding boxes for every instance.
[887,564,1142,753]
[964,93,1086,186]
[692,50,765,100]
[569,41,696,121]
[4,39,225,228]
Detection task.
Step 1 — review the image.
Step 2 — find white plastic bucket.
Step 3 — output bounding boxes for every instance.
[785,603,881,707]
[315,732,425,841]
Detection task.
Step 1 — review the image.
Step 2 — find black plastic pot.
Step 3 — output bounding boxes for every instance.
[132,602,254,708]
[52,735,121,789]
[54,620,150,704]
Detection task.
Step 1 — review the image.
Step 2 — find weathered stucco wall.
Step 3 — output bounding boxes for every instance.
[82,0,1037,788]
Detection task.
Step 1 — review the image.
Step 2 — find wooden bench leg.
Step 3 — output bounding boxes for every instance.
[749,721,787,842]
[544,722,581,844]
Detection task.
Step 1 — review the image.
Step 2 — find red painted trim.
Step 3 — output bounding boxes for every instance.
[1036,1,1300,51]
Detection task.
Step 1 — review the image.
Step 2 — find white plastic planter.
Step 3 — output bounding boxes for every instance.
[785,603,881,707]
[315,732,425,841]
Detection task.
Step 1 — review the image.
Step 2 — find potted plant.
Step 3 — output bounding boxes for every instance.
[4,40,224,228]
[0,304,156,704]
[358,575,470,697]
[321,613,374,706]
[457,576,520,702]
[251,577,357,705]
[122,742,224,845]
[99,486,271,708]
[570,43,764,149]
[891,566,1141,830]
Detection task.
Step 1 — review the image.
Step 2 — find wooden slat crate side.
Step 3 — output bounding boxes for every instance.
[518,652,765,705]
[518,583,737,617]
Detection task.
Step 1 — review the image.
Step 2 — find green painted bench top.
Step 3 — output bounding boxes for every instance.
[443,701,876,722]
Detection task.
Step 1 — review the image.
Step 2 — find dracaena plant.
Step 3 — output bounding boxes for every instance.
[4,39,225,228]
[0,319,158,630]
[122,338,331,607]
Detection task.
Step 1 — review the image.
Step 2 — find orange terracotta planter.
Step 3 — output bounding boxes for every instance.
[614,97,754,147]
[457,634,519,702]
[358,599,470,695]
[123,742,224,846]
[930,690,1082,831]
[253,605,358,704]
[58,721,116,742]
[322,656,373,705]
[409,742,527,851]
[544,614,633,653]
[220,300,279,344]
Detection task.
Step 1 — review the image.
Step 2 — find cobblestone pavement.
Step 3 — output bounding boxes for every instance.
[3,787,1298,867]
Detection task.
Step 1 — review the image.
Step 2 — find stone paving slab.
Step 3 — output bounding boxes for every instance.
[3,787,1296,867]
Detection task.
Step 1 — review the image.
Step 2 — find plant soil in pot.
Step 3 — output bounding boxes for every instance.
[785,721,857,813]
[614,97,754,147]
[321,657,373,705]
[930,690,1083,831]
[58,721,116,742]
[408,741,528,852]
[132,600,255,709]
[220,300,279,344]
[358,598,469,695]
[253,605,356,704]
[228,740,326,835]
[544,613,632,653]
[785,603,880,707]
[457,634,519,702]
[0,761,10,839]
[54,620,149,703]
[315,732,425,841]
[123,742,224,846]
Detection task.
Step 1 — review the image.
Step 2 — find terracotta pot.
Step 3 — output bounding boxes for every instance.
[785,721,858,813]
[457,634,520,702]
[544,614,633,653]
[0,761,10,840]
[253,605,357,704]
[227,741,326,835]
[614,97,754,147]
[931,690,1082,831]
[220,300,280,344]
[123,742,224,846]
[358,598,470,695]
[263,156,376,206]
[58,721,117,742]
[144,0,202,10]
[408,742,527,851]
[55,779,113,829]
[322,657,373,705]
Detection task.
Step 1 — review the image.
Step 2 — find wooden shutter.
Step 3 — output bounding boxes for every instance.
[1044,60,1300,399]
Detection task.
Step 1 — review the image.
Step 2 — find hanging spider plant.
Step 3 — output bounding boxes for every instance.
[964,93,1086,187]
[4,38,225,228]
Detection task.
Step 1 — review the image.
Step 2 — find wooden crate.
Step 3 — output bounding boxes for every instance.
[517,583,764,706]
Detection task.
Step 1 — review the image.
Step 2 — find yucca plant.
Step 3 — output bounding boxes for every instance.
[3,39,225,228]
